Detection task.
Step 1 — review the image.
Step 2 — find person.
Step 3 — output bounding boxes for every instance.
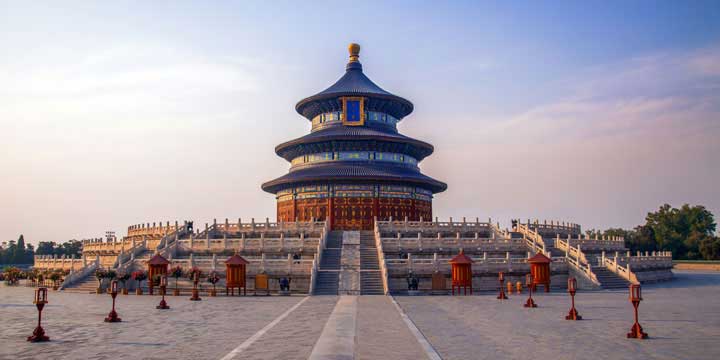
[279,277,292,292]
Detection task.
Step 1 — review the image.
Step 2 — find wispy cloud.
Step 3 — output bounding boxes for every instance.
[430,44,720,229]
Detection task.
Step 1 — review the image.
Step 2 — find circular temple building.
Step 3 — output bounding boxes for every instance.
[262,43,447,230]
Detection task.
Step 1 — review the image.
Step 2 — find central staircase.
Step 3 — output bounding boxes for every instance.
[360,231,384,295]
[314,231,342,295]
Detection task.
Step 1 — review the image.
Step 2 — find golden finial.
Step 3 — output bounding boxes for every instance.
[348,43,360,62]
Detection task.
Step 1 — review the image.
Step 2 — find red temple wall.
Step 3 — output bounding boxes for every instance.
[277,197,432,230]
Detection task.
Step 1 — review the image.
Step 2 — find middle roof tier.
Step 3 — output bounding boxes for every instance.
[275,125,435,162]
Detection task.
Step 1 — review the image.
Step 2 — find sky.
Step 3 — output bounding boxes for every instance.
[1,1,719,245]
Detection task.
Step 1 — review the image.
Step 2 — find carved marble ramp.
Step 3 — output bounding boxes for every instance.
[309,295,437,360]
[309,295,357,360]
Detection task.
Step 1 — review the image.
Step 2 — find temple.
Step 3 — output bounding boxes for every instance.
[31,44,674,296]
[262,43,446,230]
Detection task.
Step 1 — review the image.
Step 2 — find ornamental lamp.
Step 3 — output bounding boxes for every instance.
[498,272,504,282]
[525,273,534,287]
[629,284,642,302]
[568,277,577,293]
[34,288,48,305]
[110,280,118,294]
[160,275,167,287]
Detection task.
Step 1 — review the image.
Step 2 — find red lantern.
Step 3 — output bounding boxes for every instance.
[565,277,582,320]
[27,288,50,342]
[524,274,537,308]
[627,284,648,339]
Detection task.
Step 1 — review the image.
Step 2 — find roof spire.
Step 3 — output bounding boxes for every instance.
[348,43,360,63]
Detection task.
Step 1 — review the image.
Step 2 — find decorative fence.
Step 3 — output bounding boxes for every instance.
[380,236,527,253]
[33,255,89,271]
[376,217,494,234]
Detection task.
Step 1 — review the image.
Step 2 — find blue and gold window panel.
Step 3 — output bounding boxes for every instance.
[337,151,371,161]
[342,97,364,126]
[292,151,418,167]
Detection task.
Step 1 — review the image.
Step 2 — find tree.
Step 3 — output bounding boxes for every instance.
[35,242,57,256]
[699,236,720,260]
[13,235,26,264]
[645,204,716,259]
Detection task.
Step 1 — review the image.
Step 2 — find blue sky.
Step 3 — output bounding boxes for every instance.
[1,1,719,244]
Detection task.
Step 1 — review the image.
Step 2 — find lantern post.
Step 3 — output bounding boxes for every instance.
[190,270,201,301]
[27,287,50,342]
[523,273,537,308]
[156,275,170,309]
[627,284,648,339]
[104,280,122,322]
[565,277,582,320]
[496,272,508,300]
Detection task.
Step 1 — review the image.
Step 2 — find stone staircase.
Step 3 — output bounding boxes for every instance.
[360,231,384,295]
[63,275,100,294]
[313,231,342,295]
[593,267,631,289]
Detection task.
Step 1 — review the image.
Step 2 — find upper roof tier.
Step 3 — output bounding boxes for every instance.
[295,44,414,121]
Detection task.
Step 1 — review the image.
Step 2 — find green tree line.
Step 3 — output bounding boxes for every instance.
[0,235,83,264]
[587,204,719,260]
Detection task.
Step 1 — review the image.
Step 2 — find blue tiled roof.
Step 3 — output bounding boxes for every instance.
[261,162,447,194]
[295,61,414,121]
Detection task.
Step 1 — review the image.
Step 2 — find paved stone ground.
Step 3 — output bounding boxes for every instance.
[1,271,719,359]
[395,271,720,360]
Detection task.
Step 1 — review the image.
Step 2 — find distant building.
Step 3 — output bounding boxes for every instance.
[262,44,447,230]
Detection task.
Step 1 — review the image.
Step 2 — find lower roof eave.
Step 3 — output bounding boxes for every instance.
[261,176,447,195]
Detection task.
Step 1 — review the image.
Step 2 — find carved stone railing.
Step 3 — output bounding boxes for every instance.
[555,237,590,264]
[489,221,511,240]
[376,217,493,233]
[600,251,672,284]
[516,223,549,256]
[33,255,86,271]
[380,236,525,253]
[204,219,325,235]
[524,219,581,233]
[114,240,147,272]
[59,257,99,290]
[553,236,600,286]
[175,237,321,253]
[309,220,329,295]
[559,234,626,252]
[374,221,390,295]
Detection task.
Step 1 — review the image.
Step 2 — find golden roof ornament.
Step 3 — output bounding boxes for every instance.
[348,43,360,63]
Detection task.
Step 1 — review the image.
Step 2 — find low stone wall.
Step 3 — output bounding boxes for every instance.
[634,269,674,283]
[674,262,720,271]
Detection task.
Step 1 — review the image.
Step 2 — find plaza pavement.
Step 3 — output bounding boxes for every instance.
[1,271,718,359]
